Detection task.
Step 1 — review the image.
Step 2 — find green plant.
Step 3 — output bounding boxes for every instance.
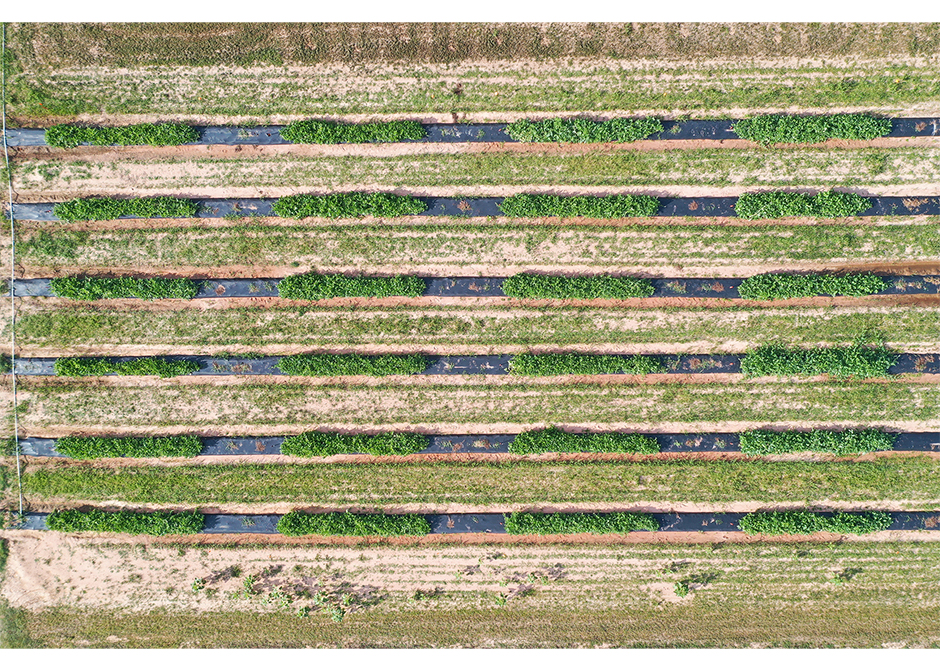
[504,117,663,143]
[504,512,659,534]
[737,273,887,300]
[272,193,426,219]
[734,191,871,220]
[0,354,10,374]
[55,435,203,459]
[50,276,199,300]
[499,194,660,218]
[510,428,660,454]
[53,357,201,378]
[281,119,426,144]
[502,274,654,299]
[738,511,892,535]
[278,273,426,300]
[53,197,198,222]
[740,342,898,379]
[46,509,204,535]
[191,578,206,592]
[276,512,431,537]
[277,354,428,376]
[674,581,690,597]
[739,429,895,456]
[281,432,428,457]
[45,123,199,148]
[732,114,892,145]
[509,353,665,376]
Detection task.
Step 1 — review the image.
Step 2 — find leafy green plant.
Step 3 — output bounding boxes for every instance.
[281,119,426,144]
[54,357,200,378]
[740,343,898,379]
[278,273,426,300]
[502,274,655,299]
[733,114,892,145]
[50,276,199,300]
[738,273,887,300]
[674,581,690,597]
[272,193,426,219]
[738,511,892,535]
[734,191,871,220]
[739,429,895,456]
[504,117,663,143]
[276,512,431,537]
[510,428,660,454]
[281,432,428,457]
[278,353,429,376]
[498,194,660,218]
[503,512,659,535]
[45,123,199,148]
[509,353,665,376]
[53,197,198,222]
[46,509,205,535]
[55,435,203,459]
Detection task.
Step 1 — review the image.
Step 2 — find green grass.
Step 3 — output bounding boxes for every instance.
[508,353,666,376]
[504,118,663,143]
[281,120,425,144]
[501,274,655,299]
[44,122,198,148]
[45,510,204,536]
[739,429,896,456]
[509,428,660,455]
[504,512,659,534]
[740,343,898,379]
[735,191,872,220]
[53,357,200,378]
[738,511,893,535]
[277,273,426,300]
[277,354,429,376]
[49,276,199,300]
[737,273,888,299]
[54,435,203,459]
[52,197,198,222]
[733,114,893,144]
[277,512,430,537]
[280,432,428,457]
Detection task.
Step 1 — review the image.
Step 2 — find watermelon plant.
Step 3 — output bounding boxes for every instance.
[502,274,655,299]
[739,429,895,456]
[278,354,429,376]
[281,120,426,144]
[278,273,426,300]
[277,512,431,537]
[737,273,887,300]
[733,114,892,145]
[510,428,660,454]
[740,342,897,379]
[50,276,199,300]
[45,122,199,148]
[504,512,659,534]
[55,435,203,459]
[272,193,426,219]
[734,191,871,220]
[498,194,660,218]
[504,117,663,143]
[738,511,892,535]
[509,353,665,376]
[54,357,201,378]
[46,510,205,535]
[53,197,198,222]
[281,432,429,457]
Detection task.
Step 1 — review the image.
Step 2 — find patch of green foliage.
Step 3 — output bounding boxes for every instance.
[272,193,426,219]
[504,512,660,535]
[277,354,429,376]
[0,354,10,374]
[740,342,898,379]
[738,511,893,535]
[50,276,199,300]
[277,512,431,537]
[54,357,200,378]
[739,429,895,456]
[278,273,426,300]
[510,428,660,454]
[737,273,887,299]
[53,197,198,222]
[733,114,892,145]
[509,353,666,376]
[502,274,655,299]
[55,435,203,459]
[504,117,663,143]
[281,120,426,144]
[280,432,428,457]
[45,123,199,149]
[498,194,660,218]
[734,191,872,220]
[46,509,205,535]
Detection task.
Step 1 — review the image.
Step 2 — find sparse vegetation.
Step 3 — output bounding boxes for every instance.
[278,273,426,300]
[510,428,660,454]
[502,274,655,299]
[277,512,431,537]
[504,117,663,143]
[53,357,201,378]
[281,120,426,144]
[46,510,205,535]
[737,273,887,300]
[50,276,199,300]
[280,432,428,457]
[45,123,199,148]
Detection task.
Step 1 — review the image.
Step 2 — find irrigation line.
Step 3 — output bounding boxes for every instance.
[1,24,24,516]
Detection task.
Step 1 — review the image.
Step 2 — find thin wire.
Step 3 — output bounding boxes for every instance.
[1,23,24,516]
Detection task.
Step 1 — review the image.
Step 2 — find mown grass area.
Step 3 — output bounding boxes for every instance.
[16,304,940,352]
[14,380,940,431]
[21,456,940,506]
[16,148,940,191]
[15,221,940,273]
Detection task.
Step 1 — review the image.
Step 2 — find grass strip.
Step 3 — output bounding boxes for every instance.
[54,435,202,459]
[733,114,892,145]
[498,194,660,218]
[739,429,895,456]
[277,353,429,376]
[272,193,426,219]
[280,432,428,457]
[504,117,663,143]
[281,119,425,144]
[53,357,200,378]
[278,273,426,300]
[504,512,659,534]
[49,276,199,300]
[734,191,872,219]
[740,343,898,379]
[52,197,198,222]
[44,122,199,148]
[509,428,660,454]
[501,273,654,299]
[737,273,887,299]
[738,511,893,535]
[277,512,430,537]
[46,510,205,536]
[509,353,666,376]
